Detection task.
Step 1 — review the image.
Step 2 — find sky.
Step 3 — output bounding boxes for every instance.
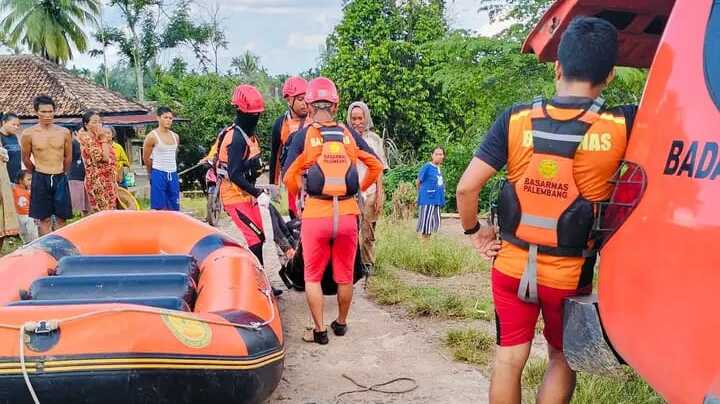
[68,0,507,76]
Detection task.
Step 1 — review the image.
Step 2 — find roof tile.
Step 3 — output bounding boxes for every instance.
[0,55,148,117]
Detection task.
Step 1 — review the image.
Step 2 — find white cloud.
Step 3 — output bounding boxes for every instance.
[218,0,337,14]
[57,0,498,76]
[287,33,326,50]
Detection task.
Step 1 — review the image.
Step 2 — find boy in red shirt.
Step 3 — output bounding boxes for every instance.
[13,170,38,243]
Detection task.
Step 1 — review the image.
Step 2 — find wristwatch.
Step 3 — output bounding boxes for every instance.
[464,221,481,235]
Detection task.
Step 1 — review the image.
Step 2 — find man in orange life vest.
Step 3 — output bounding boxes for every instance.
[270,76,310,219]
[456,17,637,403]
[218,84,272,264]
[283,77,383,344]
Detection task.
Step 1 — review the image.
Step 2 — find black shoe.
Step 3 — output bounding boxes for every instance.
[272,287,283,297]
[331,320,347,336]
[313,329,329,344]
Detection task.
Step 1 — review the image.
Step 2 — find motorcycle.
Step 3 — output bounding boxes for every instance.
[204,162,222,227]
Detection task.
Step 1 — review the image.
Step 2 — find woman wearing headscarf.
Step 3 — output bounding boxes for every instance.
[347,101,388,275]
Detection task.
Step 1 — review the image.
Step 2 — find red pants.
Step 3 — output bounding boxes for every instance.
[225,201,264,246]
[492,268,590,350]
[287,190,300,219]
[300,215,358,284]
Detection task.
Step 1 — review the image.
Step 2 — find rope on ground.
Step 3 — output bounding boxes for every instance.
[335,373,418,403]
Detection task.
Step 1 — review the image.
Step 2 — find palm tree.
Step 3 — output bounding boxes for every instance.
[231,51,261,78]
[0,0,100,63]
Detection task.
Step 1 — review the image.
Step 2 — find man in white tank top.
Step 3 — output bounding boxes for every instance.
[142,107,180,210]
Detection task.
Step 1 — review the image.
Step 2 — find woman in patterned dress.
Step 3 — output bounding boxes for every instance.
[78,111,117,212]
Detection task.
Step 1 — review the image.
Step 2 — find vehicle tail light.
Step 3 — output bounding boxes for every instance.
[594,160,648,246]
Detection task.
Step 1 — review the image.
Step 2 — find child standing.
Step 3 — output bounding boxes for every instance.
[416,147,446,239]
[13,170,38,243]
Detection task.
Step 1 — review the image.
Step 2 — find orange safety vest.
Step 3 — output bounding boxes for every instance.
[497,97,605,303]
[218,125,262,205]
[303,124,360,199]
[274,114,310,184]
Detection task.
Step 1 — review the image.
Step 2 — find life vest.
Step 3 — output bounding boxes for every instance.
[218,125,262,204]
[281,112,307,146]
[497,96,605,303]
[303,124,360,200]
[277,114,310,182]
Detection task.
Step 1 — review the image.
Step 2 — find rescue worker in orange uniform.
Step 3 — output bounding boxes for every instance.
[218,84,271,264]
[270,76,310,219]
[283,77,383,345]
[456,17,638,403]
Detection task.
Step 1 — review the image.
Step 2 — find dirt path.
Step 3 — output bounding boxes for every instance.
[218,211,489,403]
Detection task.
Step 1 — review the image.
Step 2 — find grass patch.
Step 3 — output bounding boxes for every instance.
[368,265,492,321]
[375,220,487,277]
[522,359,663,404]
[137,197,151,210]
[1,237,22,256]
[445,328,495,367]
[181,196,207,219]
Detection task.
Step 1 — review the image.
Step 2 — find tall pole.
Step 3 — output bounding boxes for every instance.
[100,0,110,88]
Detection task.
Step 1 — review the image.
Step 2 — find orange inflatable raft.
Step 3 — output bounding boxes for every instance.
[0,210,283,404]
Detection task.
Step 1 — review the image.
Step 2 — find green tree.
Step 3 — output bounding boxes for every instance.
[107,0,159,101]
[322,0,448,149]
[204,3,228,75]
[161,0,216,72]
[149,66,286,188]
[231,51,262,78]
[480,0,552,39]
[0,0,100,63]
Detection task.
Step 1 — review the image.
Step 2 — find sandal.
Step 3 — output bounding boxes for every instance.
[331,320,348,336]
[302,328,329,345]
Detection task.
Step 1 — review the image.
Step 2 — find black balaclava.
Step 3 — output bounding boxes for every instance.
[235,112,260,134]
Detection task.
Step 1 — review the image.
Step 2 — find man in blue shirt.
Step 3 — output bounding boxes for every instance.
[0,113,22,183]
[416,146,446,238]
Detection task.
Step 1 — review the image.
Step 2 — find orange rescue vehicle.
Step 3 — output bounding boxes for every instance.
[0,211,283,403]
[523,0,720,402]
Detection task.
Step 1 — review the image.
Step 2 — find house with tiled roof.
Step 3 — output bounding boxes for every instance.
[0,54,155,125]
[0,55,170,196]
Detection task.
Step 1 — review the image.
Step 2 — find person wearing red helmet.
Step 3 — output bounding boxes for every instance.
[217,84,271,264]
[270,76,310,219]
[283,77,383,344]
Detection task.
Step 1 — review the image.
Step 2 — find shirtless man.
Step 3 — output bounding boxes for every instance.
[21,95,73,235]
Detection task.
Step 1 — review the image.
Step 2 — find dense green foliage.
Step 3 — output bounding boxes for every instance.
[148,65,286,188]
[64,0,648,205]
[322,0,646,211]
[0,0,100,63]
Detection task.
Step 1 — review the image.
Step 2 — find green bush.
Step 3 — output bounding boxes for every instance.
[522,359,663,404]
[390,182,416,220]
[375,220,487,277]
[384,163,421,202]
[368,265,492,321]
[445,329,496,366]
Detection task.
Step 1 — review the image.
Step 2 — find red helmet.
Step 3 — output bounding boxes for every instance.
[282,76,308,98]
[232,84,265,113]
[305,77,339,104]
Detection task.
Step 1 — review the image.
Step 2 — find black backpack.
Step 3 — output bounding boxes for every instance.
[278,238,366,296]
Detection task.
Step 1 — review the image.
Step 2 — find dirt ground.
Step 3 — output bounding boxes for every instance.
[218,211,490,404]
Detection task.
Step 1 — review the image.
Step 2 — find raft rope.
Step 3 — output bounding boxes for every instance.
[0,260,277,404]
[19,322,44,404]
[335,373,418,403]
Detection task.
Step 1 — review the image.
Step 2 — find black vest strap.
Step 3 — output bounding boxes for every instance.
[530,97,606,158]
[500,231,586,257]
